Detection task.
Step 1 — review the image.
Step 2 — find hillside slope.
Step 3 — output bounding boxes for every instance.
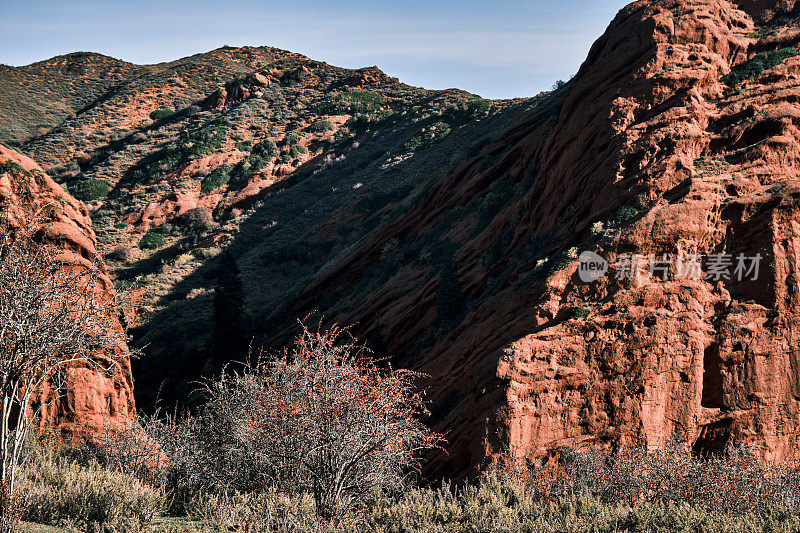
[1,46,539,414]
[269,0,800,474]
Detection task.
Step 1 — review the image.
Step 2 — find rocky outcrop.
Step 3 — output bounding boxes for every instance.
[0,145,135,436]
[495,0,800,465]
[200,72,273,110]
[735,0,798,22]
[285,0,800,474]
[332,66,400,90]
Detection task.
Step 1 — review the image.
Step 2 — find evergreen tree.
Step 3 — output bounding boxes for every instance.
[211,251,245,368]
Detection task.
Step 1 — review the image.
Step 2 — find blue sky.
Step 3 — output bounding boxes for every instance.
[0,0,629,99]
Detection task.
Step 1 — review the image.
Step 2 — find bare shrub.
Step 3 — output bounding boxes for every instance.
[106,245,136,263]
[177,207,217,236]
[152,324,443,518]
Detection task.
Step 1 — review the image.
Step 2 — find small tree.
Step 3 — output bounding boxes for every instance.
[161,324,442,518]
[0,211,128,523]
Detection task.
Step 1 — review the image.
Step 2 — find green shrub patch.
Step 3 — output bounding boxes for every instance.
[726,47,799,85]
[70,179,110,202]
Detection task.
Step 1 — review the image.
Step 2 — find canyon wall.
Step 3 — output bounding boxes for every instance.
[287,0,800,473]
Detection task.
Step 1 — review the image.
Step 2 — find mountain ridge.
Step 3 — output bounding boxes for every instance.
[4,0,800,477]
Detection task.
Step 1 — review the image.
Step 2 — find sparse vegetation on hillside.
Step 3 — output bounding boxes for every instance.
[149,109,175,121]
[0,161,31,177]
[0,54,148,143]
[307,119,334,132]
[317,91,387,115]
[175,125,227,158]
[69,178,110,202]
[139,228,167,249]
[200,165,230,194]
[251,139,278,158]
[573,306,591,319]
[606,204,640,227]
[466,98,493,116]
[479,179,514,226]
[403,121,452,153]
[229,151,270,185]
[129,125,227,185]
[288,144,307,159]
[234,140,252,152]
[726,47,799,85]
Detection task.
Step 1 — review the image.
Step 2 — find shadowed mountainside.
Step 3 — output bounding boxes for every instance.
[265,0,800,475]
[0,46,540,422]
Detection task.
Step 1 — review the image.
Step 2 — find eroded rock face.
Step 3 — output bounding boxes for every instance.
[497,0,800,465]
[736,0,799,23]
[286,0,800,474]
[0,145,135,436]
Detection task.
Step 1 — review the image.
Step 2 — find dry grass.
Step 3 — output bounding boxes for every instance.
[13,435,800,532]
[15,436,166,531]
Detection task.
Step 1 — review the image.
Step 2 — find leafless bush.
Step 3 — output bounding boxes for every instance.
[150,324,443,518]
[106,245,136,263]
[177,207,217,236]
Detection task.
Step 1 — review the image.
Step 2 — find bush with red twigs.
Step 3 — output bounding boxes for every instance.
[152,324,442,519]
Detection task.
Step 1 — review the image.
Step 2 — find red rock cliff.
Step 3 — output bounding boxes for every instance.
[288,0,800,474]
[0,145,135,435]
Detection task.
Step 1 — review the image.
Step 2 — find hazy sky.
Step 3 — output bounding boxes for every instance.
[0,0,629,99]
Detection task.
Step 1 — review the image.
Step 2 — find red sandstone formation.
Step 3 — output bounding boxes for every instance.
[0,145,135,435]
[201,72,274,110]
[289,0,800,473]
